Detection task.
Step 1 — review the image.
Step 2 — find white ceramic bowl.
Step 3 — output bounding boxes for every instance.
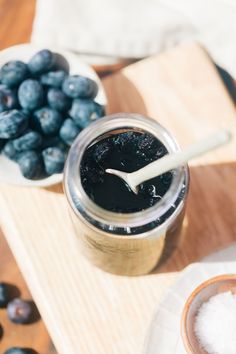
[0,43,107,187]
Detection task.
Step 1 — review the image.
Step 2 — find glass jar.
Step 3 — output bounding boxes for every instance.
[64,113,189,275]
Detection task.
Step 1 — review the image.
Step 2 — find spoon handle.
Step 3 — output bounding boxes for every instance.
[128,130,232,189]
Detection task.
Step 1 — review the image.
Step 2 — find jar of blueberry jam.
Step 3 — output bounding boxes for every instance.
[64,113,189,275]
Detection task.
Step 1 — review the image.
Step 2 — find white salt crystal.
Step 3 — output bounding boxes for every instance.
[194,291,236,354]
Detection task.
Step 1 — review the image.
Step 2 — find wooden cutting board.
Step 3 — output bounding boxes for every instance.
[0,43,236,354]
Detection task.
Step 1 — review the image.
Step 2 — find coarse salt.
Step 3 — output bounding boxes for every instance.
[194,291,236,354]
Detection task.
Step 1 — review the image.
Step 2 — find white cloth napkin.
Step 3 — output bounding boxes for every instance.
[32,0,236,77]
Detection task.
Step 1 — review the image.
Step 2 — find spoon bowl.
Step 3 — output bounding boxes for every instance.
[105,168,139,194]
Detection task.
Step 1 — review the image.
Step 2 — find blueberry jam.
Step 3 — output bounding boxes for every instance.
[80,131,173,213]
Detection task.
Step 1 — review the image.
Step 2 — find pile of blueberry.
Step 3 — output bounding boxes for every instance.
[0,282,38,354]
[0,49,105,180]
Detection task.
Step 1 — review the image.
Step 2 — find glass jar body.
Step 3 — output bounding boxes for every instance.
[64,114,189,275]
[69,204,187,275]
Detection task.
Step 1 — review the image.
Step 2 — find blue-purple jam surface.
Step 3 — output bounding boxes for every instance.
[80,131,173,213]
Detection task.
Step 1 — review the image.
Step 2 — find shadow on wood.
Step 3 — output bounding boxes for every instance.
[43,183,64,194]
[104,72,148,116]
[0,228,56,353]
[154,161,236,273]
[3,282,21,301]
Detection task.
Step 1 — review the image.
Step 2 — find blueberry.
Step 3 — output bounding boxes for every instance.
[0,283,9,307]
[17,151,43,179]
[0,110,28,139]
[69,99,105,128]
[62,75,98,99]
[93,141,111,163]
[3,140,18,160]
[28,49,55,74]
[40,70,67,88]
[33,107,62,135]
[42,147,66,175]
[47,88,71,112]
[53,52,70,73]
[40,136,68,152]
[59,118,81,146]
[0,138,5,151]
[0,86,18,112]
[7,298,32,324]
[13,130,42,151]
[0,60,28,87]
[18,79,44,110]
[21,108,31,117]
[4,348,29,354]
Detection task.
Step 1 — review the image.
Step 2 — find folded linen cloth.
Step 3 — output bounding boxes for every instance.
[31,0,236,77]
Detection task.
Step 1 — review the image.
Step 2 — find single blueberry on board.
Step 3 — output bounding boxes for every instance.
[33,107,63,136]
[12,130,42,151]
[0,109,28,139]
[40,70,67,88]
[17,151,43,179]
[0,86,18,112]
[59,118,81,146]
[47,88,71,112]
[7,298,32,324]
[28,49,55,74]
[69,99,105,128]
[4,348,30,354]
[62,75,98,99]
[18,79,44,110]
[2,140,18,161]
[0,283,9,307]
[0,60,28,87]
[42,146,66,175]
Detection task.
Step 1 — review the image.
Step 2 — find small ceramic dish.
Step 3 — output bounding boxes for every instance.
[181,274,236,354]
[0,43,107,187]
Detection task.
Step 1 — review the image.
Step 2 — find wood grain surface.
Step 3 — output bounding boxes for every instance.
[0,43,236,354]
[0,1,56,353]
[0,228,56,353]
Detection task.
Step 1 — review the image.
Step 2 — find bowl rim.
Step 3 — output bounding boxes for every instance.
[181,273,236,354]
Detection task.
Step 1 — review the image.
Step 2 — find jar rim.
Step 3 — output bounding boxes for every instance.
[64,113,187,231]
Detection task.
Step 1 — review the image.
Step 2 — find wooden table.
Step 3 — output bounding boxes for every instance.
[0,2,236,354]
[0,1,56,353]
[0,230,56,353]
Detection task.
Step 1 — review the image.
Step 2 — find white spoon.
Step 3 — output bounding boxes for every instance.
[106,130,232,194]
